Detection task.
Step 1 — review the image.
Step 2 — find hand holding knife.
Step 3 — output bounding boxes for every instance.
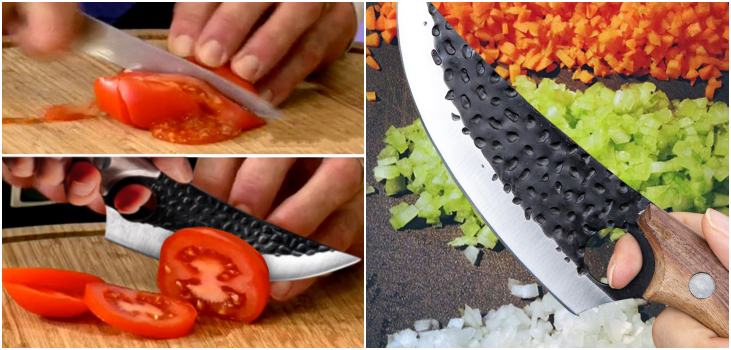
[398,2,728,337]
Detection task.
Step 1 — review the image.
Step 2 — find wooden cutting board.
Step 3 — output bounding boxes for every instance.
[2,30,364,155]
[2,224,364,348]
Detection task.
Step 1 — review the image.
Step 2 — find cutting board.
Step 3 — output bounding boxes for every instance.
[2,224,364,348]
[2,30,364,155]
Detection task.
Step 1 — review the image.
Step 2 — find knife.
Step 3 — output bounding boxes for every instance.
[92,157,360,282]
[398,2,728,337]
[73,14,280,120]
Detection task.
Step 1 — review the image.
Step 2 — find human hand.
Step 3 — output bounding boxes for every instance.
[167,2,358,106]
[2,2,79,54]
[2,157,193,214]
[607,210,729,347]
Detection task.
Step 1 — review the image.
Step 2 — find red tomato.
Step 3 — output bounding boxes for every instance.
[157,227,270,323]
[1,267,104,318]
[84,282,197,339]
[94,71,265,144]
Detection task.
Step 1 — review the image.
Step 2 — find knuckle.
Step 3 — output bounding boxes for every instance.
[300,45,326,69]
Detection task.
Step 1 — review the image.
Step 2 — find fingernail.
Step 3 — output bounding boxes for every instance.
[270,281,292,301]
[197,40,225,67]
[260,89,273,102]
[169,35,194,57]
[607,254,616,288]
[706,209,729,238]
[70,181,94,197]
[235,204,254,215]
[232,55,260,82]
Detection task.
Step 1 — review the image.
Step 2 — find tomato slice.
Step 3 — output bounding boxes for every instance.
[94,70,264,145]
[157,227,270,323]
[84,282,197,339]
[2,267,104,318]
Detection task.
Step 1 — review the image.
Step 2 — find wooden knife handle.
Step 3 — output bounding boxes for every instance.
[638,203,729,338]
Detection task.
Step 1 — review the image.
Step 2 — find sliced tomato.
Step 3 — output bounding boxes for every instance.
[2,267,104,318]
[93,71,265,144]
[84,282,197,339]
[157,227,270,323]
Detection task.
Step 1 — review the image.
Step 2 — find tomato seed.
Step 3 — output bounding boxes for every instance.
[164,264,172,273]
[196,299,205,310]
[176,281,184,289]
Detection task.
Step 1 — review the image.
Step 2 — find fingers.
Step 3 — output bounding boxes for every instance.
[191,158,244,202]
[653,306,729,347]
[151,157,193,183]
[669,211,704,235]
[256,3,357,105]
[167,2,219,57]
[270,278,318,302]
[231,3,323,83]
[607,233,643,289]
[702,209,729,269]
[114,184,153,215]
[15,3,78,54]
[228,158,296,218]
[4,157,36,178]
[36,158,70,186]
[64,161,102,208]
[267,158,363,237]
[308,186,364,258]
[193,2,273,67]
[2,161,35,188]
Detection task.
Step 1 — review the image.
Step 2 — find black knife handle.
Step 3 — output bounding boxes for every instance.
[102,171,333,257]
[427,3,654,298]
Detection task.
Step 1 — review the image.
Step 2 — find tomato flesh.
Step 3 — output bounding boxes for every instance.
[93,71,264,144]
[84,282,197,339]
[158,227,270,323]
[2,267,104,318]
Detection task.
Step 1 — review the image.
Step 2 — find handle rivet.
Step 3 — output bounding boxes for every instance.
[689,272,715,299]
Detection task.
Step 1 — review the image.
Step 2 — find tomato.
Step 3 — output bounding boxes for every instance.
[157,227,270,323]
[1,267,104,318]
[84,282,197,339]
[94,71,265,144]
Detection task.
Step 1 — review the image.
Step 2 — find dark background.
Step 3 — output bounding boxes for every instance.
[365,4,728,347]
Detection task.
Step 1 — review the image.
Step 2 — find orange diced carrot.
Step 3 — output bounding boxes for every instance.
[366,56,380,71]
[508,64,521,84]
[495,65,509,79]
[366,91,377,102]
[366,6,376,31]
[579,70,594,84]
[366,33,380,47]
[382,29,396,44]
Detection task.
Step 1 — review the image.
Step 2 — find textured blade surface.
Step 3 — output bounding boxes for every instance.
[73,15,279,119]
[103,175,360,281]
[398,2,654,313]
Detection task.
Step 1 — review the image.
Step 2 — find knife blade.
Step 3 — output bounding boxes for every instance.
[399,2,728,337]
[93,158,360,282]
[73,14,280,120]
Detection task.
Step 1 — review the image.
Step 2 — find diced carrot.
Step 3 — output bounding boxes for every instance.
[366,56,380,71]
[366,48,371,56]
[508,64,521,84]
[375,15,387,31]
[366,91,377,102]
[495,65,509,79]
[385,19,397,31]
[579,70,594,84]
[382,29,396,44]
[706,78,722,99]
[366,33,380,48]
[366,6,376,31]
[666,59,681,79]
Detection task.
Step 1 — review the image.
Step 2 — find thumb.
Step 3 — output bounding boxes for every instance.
[702,209,729,270]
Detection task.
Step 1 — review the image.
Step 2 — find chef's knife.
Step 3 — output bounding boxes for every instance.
[73,14,280,120]
[92,157,360,281]
[399,2,728,337]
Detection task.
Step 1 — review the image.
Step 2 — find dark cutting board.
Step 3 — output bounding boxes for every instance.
[365,10,728,347]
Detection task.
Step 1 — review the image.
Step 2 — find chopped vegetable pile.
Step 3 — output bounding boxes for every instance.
[374,76,729,249]
[435,2,729,99]
[386,279,655,347]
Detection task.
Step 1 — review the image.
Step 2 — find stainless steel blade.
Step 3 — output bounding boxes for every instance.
[73,15,280,120]
[398,2,653,314]
[105,209,360,281]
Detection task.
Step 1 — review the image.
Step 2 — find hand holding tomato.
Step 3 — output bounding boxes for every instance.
[2,157,193,214]
[167,2,359,105]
